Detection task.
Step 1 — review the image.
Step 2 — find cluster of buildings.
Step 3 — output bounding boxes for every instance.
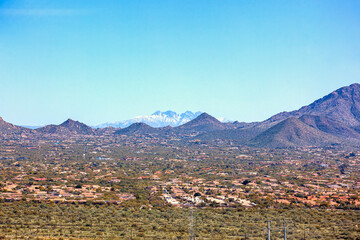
[0,135,360,209]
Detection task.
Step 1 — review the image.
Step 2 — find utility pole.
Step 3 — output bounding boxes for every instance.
[303,227,306,240]
[265,220,271,240]
[302,216,306,240]
[83,145,87,159]
[283,218,287,240]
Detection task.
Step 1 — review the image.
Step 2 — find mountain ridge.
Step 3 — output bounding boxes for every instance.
[0,117,35,137]
[262,83,360,127]
[2,83,360,148]
[194,83,360,148]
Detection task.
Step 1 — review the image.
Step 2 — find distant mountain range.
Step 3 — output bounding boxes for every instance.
[95,111,203,128]
[2,83,360,149]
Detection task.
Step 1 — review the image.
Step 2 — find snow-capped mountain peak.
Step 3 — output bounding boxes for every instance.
[95,111,203,128]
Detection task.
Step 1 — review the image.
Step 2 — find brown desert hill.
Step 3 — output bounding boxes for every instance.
[0,116,35,137]
[248,117,341,148]
[114,122,159,135]
[174,113,231,133]
[36,119,95,135]
[60,119,95,134]
[262,83,360,128]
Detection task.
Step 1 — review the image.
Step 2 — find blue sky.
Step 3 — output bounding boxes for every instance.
[0,0,360,125]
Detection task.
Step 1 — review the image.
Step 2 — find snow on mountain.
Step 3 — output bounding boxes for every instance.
[95,111,203,128]
[217,117,231,123]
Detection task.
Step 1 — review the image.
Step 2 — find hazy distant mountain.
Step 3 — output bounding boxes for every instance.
[96,111,202,128]
[36,119,95,135]
[20,125,42,129]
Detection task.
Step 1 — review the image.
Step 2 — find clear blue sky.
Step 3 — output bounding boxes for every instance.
[0,0,359,125]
